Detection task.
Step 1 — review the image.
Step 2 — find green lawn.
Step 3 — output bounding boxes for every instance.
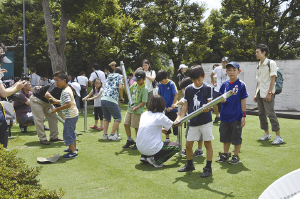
[7,104,299,198]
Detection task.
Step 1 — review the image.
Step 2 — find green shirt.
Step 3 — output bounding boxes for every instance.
[127,82,148,114]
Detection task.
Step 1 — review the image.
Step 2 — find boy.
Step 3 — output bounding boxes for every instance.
[216,62,248,164]
[172,77,204,157]
[51,71,79,158]
[122,70,148,150]
[156,70,178,142]
[254,44,283,144]
[101,67,124,140]
[175,65,213,178]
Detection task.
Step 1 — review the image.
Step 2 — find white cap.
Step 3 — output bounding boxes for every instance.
[179,64,188,70]
[69,82,81,97]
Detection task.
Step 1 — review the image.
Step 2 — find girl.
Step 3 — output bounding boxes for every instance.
[83,78,104,131]
[136,95,181,168]
[177,64,188,100]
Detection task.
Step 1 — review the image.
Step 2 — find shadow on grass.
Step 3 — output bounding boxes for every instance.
[219,162,251,174]
[24,141,66,149]
[115,148,141,156]
[256,140,287,147]
[98,139,122,143]
[173,173,235,197]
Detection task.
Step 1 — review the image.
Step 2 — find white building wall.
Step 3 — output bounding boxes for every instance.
[201,60,300,111]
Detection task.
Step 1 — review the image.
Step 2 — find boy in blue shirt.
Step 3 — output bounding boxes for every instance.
[175,65,213,178]
[156,70,178,142]
[216,62,248,164]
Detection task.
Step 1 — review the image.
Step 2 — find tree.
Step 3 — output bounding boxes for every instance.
[136,0,213,80]
[220,0,300,60]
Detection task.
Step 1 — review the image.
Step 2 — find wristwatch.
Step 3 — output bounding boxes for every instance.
[268,91,273,95]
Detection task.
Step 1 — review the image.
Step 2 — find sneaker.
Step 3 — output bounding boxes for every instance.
[146,156,163,168]
[21,127,28,133]
[200,167,212,178]
[103,134,108,140]
[122,140,136,148]
[259,134,271,141]
[64,147,78,153]
[229,155,240,164]
[271,136,284,145]
[178,163,195,172]
[90,125,98,129]
[40,140,50,145]
[140,155,148,164]
[108,134,121,141]
[193,148,204,157]
[213,117,220,123]
[180,147,187,157]
[132,144,137,150]
[44,126,50,131]
[216,153,231,163]
[97,126,104,131]
[62,151,78,159]
[50,137,64,142]
[164,139,170,143]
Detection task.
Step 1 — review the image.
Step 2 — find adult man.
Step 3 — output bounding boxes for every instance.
[210,57,230,123]
[13,81,49,133]
[30,82,63,145]
[89,63,106,88]
[254,44,283,145]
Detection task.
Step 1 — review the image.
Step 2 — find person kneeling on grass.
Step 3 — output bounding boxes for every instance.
[136,95,181,168]
[51,71,79,159]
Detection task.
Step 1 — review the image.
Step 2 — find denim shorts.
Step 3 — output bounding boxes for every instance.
[63,116,78,146]
[101,100,122,122]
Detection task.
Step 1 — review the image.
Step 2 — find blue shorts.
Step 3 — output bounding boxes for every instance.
[63,116,78,146]
[101,100,122,123]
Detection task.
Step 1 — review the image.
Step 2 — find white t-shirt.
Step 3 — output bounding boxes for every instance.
[136,111,173,156]
[145,70,156,93]
[212,66,229,92]
[89,70,106,87]
[75,76,88,87]
[256,59,277,98]
[94,88,104,107]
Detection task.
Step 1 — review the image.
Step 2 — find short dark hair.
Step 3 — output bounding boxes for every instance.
[156,70,168,82]
[31,67,36,73]
[148,95,166,113]
[213,64,219,70]
[189,65,205,80]
[180,77,193,89]
[79,71,86,76]
[128,73,133,76]
[92,63,100,70]
[53,71,68,81]
[114,67,122,75]
[256,44,269,55]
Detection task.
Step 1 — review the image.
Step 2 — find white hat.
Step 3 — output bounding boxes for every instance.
[179,64,188,70]
[69,82,81,97]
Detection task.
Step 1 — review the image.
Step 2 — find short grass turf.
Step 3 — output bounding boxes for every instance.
[7,104,300,198]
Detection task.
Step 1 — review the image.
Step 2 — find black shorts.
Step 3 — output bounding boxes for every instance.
[94,107,103,121]
[219,120,242,145]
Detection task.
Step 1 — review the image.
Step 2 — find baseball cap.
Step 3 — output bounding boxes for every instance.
[133,70,146,81]
[179,64,188,70]
[226,61,240,70]
[222,57,230,62]
[69,82,81,97]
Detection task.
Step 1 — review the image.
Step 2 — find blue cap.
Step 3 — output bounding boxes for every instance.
[226,61,240,69]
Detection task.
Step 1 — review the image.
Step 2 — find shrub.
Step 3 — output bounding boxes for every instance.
[0,145,64,198]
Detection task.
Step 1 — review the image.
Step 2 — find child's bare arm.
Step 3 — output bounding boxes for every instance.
[83,91,93,101]
[174,101,188,125]
[51,102,71,114]
[89,91,102,101]
[119,83,124,101]
[130,102,146,112]
[241,98,246,127]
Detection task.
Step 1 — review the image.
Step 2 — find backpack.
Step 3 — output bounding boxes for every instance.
[151,70,158,88]
[0,101,16,126]
[258,59,284,95]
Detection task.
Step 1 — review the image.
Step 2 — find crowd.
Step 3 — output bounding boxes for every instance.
[0,44,283,178]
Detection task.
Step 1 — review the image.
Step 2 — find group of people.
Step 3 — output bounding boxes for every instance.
[0,44,283,178]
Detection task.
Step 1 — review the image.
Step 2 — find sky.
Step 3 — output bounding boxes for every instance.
[190,0,222,19]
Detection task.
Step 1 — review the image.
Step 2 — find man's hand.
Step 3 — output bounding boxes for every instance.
[15,80,26,90]
[119,98,124,102]
[253,94,257,103]
[0,69,7,73]
[266,93,272,102]
[162,128,168,134]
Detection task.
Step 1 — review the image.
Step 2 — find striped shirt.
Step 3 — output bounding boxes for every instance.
[60,86,78,118]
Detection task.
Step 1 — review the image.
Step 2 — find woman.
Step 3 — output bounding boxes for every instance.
[177,64,188,100]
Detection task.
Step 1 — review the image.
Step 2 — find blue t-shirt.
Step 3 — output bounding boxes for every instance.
[184,83,212,126]
[219,79,249,123]
[158,80,178,112]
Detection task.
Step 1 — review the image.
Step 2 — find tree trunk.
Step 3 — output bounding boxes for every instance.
[172,60,181,83]
[42,0,66,72]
